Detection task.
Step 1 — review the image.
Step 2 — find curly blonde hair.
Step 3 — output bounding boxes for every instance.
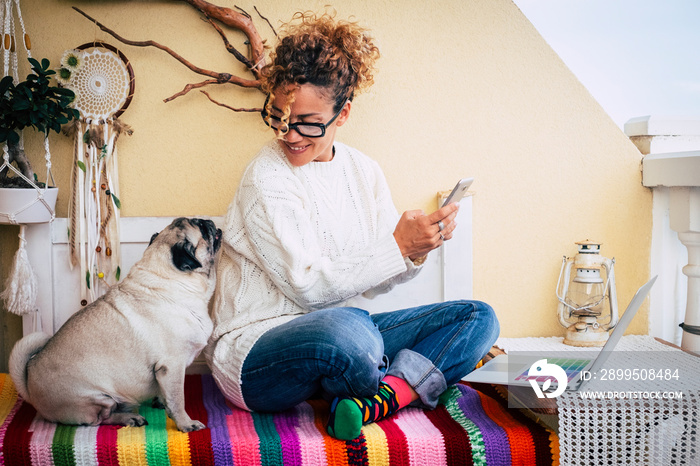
[261,11,380,125]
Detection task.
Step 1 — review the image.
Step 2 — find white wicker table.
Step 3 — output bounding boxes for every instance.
[494,335,700,465]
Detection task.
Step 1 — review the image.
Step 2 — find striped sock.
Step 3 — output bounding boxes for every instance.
[327,376,412,440]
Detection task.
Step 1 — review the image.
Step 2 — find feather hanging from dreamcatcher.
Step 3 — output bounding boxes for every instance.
[60,42,134,306]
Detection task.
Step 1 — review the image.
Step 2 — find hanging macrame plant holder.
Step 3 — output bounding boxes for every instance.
[0,0,55,326]
[0,0,56,224]
[61,41,134,306]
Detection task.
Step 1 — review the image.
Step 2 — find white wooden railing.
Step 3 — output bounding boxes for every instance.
[626,116,700,353]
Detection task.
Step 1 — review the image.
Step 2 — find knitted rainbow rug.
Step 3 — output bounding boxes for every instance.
[0,373,557,465]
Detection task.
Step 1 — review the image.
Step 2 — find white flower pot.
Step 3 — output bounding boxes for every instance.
[0,187,58,224]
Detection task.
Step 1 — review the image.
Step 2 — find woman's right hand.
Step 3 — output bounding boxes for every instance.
[393,203,459,261]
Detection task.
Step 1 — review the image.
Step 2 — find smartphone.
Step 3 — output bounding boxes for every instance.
[441,177,474,207]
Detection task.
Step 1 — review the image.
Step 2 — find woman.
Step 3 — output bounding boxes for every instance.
[206,11,499,441]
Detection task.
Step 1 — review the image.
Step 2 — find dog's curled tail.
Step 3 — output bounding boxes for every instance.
[9,332,51,401]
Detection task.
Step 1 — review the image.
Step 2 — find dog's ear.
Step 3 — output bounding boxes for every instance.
[149,232,159,245]
[171,240,202,271]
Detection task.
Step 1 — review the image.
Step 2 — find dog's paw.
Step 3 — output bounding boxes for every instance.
[151,397,166,409]
[178,420,206,432]
[108,412,148,427]
[126,414,148,427]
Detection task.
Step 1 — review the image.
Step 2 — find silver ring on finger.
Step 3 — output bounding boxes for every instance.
[438,220,445,231]
[439,232,445,241]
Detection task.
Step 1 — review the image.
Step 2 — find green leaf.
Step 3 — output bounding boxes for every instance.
[54,87,74,96]
[116,266,121,281]
[13,99,30,111]
[27,57,40,71]
[76,160,86,172]
[111,193,121,209]
[86,271,91,290]
[83,130,90,144]
[0,75,13,94]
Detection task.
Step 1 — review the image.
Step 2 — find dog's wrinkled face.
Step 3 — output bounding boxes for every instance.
[149,218,222,273]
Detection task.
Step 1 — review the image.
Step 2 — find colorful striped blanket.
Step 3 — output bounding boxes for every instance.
[0,373,558,465]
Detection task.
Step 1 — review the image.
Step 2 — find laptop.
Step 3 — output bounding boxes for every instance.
[462,275,657,392]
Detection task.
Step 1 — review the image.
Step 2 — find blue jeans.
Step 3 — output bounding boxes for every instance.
[240,300,499,412]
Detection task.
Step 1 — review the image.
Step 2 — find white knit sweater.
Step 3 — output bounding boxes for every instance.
[206,140,421,410]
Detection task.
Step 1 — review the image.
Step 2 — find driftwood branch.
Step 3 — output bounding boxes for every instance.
[200,90,262,112]
[202,15,258,77]
[72,0,270,110]
[164,79,221,103]
[181,0,266,74]
[254,6,278,37]
[234,5,252,19]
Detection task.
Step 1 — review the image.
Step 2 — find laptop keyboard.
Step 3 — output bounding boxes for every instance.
[514,357,590,383]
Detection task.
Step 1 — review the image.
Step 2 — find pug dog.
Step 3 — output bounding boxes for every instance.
[9,217,222,432]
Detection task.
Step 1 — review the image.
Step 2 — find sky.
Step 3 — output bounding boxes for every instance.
[514,0,700,130]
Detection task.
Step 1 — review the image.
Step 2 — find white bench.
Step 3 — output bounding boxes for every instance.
[21,197,474,349]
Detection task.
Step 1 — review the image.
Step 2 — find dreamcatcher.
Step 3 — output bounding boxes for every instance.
[60,41,135,306]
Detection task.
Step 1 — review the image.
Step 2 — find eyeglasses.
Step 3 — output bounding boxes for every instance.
[261,96,348,138]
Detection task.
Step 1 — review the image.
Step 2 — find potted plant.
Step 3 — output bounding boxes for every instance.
[0,57,79,223]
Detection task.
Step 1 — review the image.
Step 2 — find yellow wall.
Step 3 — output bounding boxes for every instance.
[1,0,651,367]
